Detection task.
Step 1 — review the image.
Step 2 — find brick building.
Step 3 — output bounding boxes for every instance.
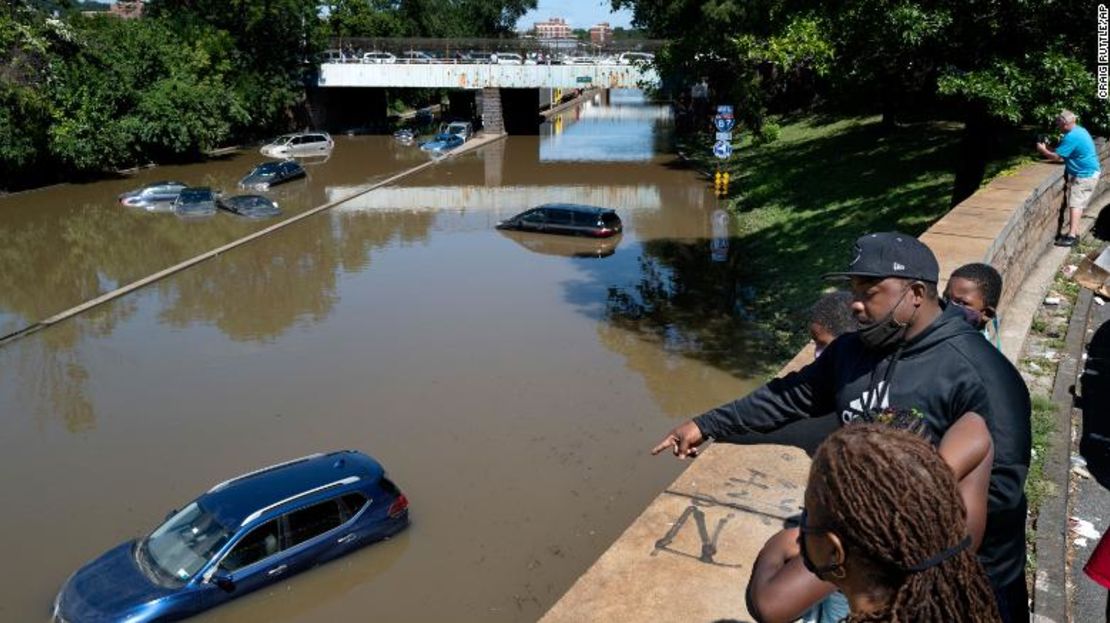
[589,22,613,44]
[534,17,572,39]
[110,0,144,19]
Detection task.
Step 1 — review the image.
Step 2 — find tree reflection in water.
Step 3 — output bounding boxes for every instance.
[6,208,435,432]
[604,237,797,383]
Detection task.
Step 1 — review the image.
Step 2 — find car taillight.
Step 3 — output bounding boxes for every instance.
[595,228,611,237]
[388,493,409,518]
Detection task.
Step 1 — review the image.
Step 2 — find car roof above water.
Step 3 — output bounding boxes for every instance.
[535,203,615,215]
[199,450,384,528]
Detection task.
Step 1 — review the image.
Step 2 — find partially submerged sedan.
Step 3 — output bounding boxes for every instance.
[173,187,219,218]
[419,121,472,153]
[53,451,409,623]
[238,160,306,191]
[496,204,623,238]
[118,181,187,211]
[218,194,282,219]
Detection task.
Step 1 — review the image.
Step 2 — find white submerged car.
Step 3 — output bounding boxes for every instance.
[260,132,334,158]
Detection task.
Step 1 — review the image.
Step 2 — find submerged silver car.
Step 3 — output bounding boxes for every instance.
[118,181,187,211]
[260,132,334,159]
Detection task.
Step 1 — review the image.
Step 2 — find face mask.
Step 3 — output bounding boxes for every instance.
[799,509,843,581]
[945,299,986,330]
[858,286,915,350]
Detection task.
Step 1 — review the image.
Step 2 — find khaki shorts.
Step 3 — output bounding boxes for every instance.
[1068,173,1100,211]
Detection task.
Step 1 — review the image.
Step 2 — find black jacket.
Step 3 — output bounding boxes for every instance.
[694,304,1032,587]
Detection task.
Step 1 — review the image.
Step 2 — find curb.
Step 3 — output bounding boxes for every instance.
[1034,285,1094,622]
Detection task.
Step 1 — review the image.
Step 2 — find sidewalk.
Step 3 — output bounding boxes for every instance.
[1067,287,1110,620]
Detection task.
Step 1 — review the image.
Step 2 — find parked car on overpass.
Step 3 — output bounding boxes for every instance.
[361,51,396,64]
[618,52,655,65]
[494,53,523,65]
[400,51,434,64]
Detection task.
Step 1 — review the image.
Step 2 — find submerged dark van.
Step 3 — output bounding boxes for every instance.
[496,204,622,238]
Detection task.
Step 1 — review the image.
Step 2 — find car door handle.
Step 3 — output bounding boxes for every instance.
[267,564,287,576]
[337,534,357,544]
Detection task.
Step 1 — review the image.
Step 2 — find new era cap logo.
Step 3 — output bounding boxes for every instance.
[893,262,906,271]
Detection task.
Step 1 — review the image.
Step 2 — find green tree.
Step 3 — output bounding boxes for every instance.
[325,0,411,38]
[146,0,323,134]
[616,0,1108,203]
[0,4,54,186]
[46,15,245,172]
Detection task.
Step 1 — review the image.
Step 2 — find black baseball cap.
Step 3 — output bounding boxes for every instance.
[823,232,939,283]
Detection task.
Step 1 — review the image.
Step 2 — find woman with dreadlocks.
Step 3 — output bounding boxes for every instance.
[749,411,994,623]
[796,423,1000,622]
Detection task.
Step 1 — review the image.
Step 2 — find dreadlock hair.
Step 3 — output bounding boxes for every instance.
[808,424,1001,623]
[810,291,860,340]
[950,263,1003,309]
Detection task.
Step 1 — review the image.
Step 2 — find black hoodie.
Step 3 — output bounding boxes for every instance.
[694,303,1032,588]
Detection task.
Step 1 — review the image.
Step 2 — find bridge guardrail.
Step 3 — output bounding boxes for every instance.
[325,37,666,63]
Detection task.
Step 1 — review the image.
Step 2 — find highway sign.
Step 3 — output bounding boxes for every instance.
[713,141,733,159]
[715,131,732,142]
[576,76,593,83]
[714,117,736,132]
[716,105,734,116]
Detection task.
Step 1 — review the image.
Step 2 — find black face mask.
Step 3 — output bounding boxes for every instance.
[798,509,843,581]
[858,285,916,350]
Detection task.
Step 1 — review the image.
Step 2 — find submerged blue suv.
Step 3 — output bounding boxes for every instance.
[53,451,409,622]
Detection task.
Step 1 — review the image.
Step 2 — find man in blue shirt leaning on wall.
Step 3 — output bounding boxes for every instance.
[1037,109,1101,247]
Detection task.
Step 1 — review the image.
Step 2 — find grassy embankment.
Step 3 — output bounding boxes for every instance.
[679,114,1028,363]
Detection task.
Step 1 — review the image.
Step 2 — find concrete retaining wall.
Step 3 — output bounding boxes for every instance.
[540,143,1110,622]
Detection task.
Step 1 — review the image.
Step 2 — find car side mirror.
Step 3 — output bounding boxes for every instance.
[213,574,235,593]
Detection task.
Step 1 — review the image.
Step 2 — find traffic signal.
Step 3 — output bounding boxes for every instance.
[714,171,730,198]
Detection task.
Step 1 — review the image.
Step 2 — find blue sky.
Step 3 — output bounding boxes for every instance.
[516,0,635,30]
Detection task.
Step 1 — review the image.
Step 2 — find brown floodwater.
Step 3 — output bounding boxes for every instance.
[0,90,779,622]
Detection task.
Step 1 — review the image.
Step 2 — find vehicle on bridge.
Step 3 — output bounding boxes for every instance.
[420,121,472,153]
[118,181,187,211]
[496,204,623,238]
[400,51,434,64]
[260,132,334,159]
[618,52,655,65]
[361,51,396,64]
[238,160,306,191]
[173,187,219,218]
[494,52,523,65]
[52,450,409,623]
[218,194,282,219]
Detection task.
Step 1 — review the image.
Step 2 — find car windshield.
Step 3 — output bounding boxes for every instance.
[270,135,294,145]
[178,189,212,204]
[141,502,230,585]
[447,124,468,134]
[251,163,282,178]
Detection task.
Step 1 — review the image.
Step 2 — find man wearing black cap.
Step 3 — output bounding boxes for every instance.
[652,232,1031,622]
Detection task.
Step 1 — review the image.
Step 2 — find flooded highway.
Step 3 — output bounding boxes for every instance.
[0,91,781,622]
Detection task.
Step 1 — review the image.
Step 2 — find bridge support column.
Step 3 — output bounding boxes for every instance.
[499,88,540,135]
[480,87,504,134]
[600,88,611,106]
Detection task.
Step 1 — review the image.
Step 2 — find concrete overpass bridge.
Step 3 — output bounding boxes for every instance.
[312,38,662,135]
